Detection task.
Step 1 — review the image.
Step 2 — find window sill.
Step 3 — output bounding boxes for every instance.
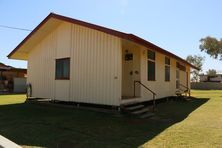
[148,80,156,81]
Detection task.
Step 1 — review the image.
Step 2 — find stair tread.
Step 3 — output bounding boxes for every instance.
[121,101,140,106]
[140,112,155,119]
[125,105,144,111]
[132,107,149,115]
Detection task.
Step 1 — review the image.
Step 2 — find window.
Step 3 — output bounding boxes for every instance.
[176,69,180,89]
[125,53,133,61]
[148,50,155,61]
[165,57,170,81]
[55,58,70,80]
[147,50,155,81]
[165,57,170,65]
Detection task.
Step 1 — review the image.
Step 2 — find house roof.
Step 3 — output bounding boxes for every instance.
[7,13,198,70]
[0,62,26,72]
[0,62,11,70]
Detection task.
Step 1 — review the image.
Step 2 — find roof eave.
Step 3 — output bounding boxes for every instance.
[7,13,55,59]
[8,12,198,70]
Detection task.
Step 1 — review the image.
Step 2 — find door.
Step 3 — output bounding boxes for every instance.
[122,48,140,98]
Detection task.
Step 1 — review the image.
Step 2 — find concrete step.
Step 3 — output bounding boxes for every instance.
[132,107,149,115]
[125,104,145,111]
[140,112,155,119]
[121,101,140,106]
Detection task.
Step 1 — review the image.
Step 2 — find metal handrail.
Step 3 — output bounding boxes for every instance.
[134,81,156,111]
[179,83,188,89]
[179,83,190,97]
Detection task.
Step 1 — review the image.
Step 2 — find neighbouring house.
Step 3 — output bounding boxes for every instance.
[199,74,222,83]
[191,73,222,90]
[0,62,27,93]
[7,13,198,107]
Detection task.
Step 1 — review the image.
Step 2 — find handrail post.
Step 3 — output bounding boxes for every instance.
[133,80,157,112]
[179,83,191,97]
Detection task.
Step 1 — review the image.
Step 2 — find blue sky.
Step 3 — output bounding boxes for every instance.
[0,0,221,72]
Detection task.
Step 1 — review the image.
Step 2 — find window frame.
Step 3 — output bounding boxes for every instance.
[55,57,70,80]
[147,50,156,81]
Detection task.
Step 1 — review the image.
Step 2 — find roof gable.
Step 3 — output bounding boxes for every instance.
[7,13,198,69]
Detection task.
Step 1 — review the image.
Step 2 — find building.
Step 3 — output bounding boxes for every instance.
[199,74,222,83]
[0,62,27,93]
[8,13,197,107]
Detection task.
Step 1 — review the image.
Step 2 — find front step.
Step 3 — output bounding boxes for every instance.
[121,102,155,119]
[125,104,144,111]
[121,100,140,106]
[140,112,155,119]
[132,107,149,115]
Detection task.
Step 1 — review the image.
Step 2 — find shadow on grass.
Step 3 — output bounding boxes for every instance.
[0,98,209,148]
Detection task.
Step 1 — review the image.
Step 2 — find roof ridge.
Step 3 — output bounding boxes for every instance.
[7,13,198,70]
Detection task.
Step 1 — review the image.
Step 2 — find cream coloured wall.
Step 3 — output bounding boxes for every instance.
[69,24,122,106]
[27,21,191,106]
[28,30,56,99]
[139,46,190,101]
[28,22,122,106]
[28,23,72,101]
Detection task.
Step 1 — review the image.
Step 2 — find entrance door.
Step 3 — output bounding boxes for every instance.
[122,48,140,98]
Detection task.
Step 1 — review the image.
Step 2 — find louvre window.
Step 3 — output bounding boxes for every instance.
[165,57,170,65]
[148,50,155,61]
[55,58,70,80]
[147,50,155,81]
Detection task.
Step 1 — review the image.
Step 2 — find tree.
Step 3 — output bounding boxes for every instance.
[186,55,205,82]
[206,69,217,76]
[200,36,222,60]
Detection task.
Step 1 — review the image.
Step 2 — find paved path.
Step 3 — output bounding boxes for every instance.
[0,135,21,148]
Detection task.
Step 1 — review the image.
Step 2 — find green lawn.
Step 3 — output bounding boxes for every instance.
[0,90,221,147]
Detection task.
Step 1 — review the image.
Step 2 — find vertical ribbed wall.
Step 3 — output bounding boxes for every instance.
[27,21,190,105]
[140,46,190,101]
[28,31,56,99]
[70,24,122,106]
[28,22,122,106]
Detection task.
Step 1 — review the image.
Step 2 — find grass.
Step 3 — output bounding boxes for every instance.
[142,90,222,148]
[0,90,221,147]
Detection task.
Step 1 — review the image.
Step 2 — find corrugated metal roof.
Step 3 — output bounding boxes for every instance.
[7,13,198,70]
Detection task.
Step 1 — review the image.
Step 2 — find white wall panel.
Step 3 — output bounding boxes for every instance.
[140,47,190,101]
[28,22,122,106]
[27,31,56,99]
[27,21,190,105]
[70,24,122,106]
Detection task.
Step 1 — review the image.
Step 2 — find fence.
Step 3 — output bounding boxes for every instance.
[191,82,222,90]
